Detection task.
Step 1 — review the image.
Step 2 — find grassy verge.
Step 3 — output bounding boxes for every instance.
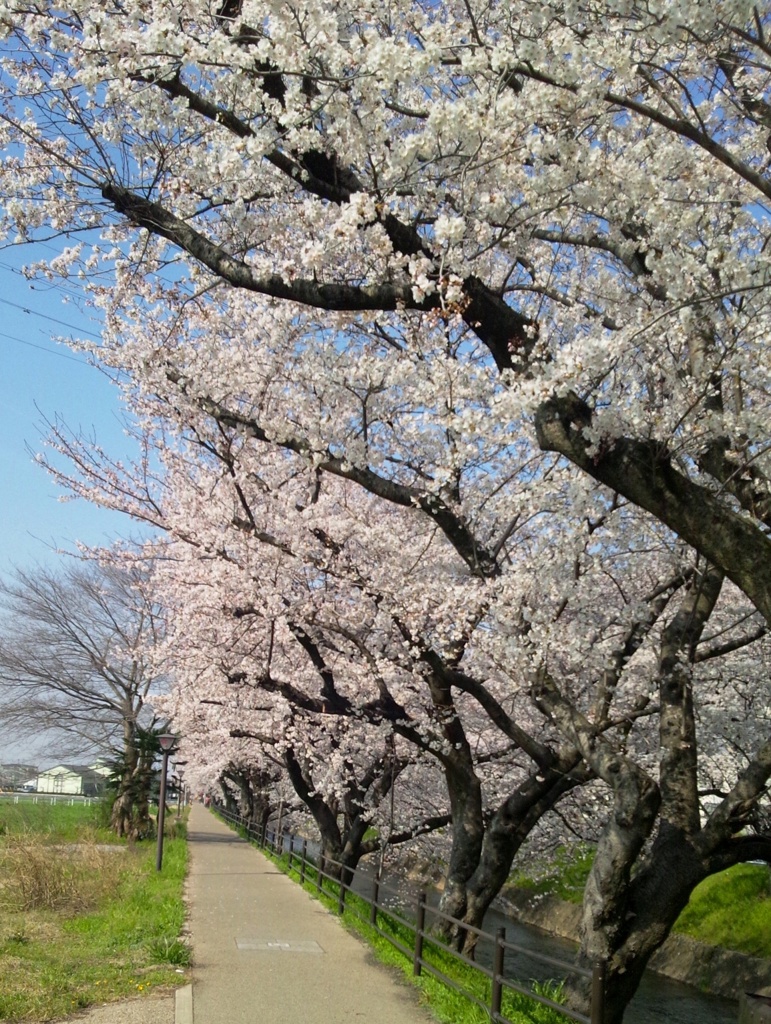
[0,800,113,842]
[226,820,567,1024]
[672,863,771,958]
[508,846,595,905]
[0,800,190,1022]
[508,844,771,959]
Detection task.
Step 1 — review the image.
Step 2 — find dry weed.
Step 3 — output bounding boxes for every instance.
[0,834,125,913]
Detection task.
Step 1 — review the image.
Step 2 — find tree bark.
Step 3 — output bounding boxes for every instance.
[460,759,586,953]
[535,395,771,625]
[110,717,139,838]
[549,567,771,1024]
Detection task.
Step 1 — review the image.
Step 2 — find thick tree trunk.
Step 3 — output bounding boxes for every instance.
[578,835,710,1024]
[219,782,239,816]
[110,718,140,838]
[460,764,584,953]
[435,758,484,941]
[565,567,732,1022]
[250,790,272,832]
[340,816,370,879]
[131,752,154,840]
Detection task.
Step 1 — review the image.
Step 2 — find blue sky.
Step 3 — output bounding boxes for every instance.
[0,244,142,577]
[0,243,149,763]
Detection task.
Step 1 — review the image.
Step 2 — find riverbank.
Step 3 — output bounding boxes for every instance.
[497,887,771,1001]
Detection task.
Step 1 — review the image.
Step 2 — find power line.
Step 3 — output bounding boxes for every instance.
[0,296,102,341]
[0,259,93,304]
[0,330,91,365]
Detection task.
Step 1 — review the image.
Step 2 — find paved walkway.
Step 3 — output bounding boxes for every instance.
[183,803,435,1024]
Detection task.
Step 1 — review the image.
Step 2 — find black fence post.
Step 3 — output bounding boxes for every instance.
[491,926,505,1020]
[413,891,426,976]
[288,836,294,870]
[300,839,307,884]
[591,961,606,1024]
[260,822,266,848]
[317,854,324,893]
[370,873,380,926]
[337,868,347,915]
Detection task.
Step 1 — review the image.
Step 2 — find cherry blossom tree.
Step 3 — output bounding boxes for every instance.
[2,0,770,613]
[2,2,771,1018]
[48,405,771,1018]
[40,374,771,1019]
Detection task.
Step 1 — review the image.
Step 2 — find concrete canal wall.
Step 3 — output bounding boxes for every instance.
[497,887,771,1001]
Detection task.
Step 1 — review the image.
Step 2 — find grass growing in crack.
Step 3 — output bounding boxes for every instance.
[0,801,189,1021]
[145,936,193,967]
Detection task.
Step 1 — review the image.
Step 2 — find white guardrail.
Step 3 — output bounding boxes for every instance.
[0,792,96,805]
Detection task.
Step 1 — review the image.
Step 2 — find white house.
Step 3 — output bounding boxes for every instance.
[35,764,108,797]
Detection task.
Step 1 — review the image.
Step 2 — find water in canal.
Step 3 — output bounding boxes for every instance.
[349,864,737,1024]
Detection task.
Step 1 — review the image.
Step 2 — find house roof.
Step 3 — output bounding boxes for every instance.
[38,764,105,778]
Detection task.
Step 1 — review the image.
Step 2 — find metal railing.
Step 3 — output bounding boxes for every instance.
[0,793,96,805]
[217,808,606,1024]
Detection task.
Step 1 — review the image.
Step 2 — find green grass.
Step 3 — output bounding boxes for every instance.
[507,845,595,905]
[672,863,771,958]
[0,799,113,842]
[226,818,568,1024]
[0,804,190,1021]
[509,843,771,958]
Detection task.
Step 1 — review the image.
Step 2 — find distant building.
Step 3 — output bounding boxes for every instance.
[0,763,38,791]
[35,764,108,797]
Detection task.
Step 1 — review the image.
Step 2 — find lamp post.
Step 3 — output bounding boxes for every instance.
[176,766,186,818]
[155,734,176,872]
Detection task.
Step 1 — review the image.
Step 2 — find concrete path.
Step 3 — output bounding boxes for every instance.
[68,994,175,1024]
[184,803,435,1024]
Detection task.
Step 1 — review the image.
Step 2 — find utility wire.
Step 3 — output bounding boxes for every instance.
[0,330,90,365]
[0,296,102,341]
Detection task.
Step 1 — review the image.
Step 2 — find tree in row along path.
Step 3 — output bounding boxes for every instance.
[2,3,770,1020]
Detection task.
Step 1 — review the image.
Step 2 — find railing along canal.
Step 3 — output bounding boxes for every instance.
[217,807,606,1024]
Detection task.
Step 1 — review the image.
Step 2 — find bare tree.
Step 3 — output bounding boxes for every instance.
[0,559,165,837]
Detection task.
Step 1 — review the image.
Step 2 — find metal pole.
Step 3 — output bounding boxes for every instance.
[491,926,505,1020]
[275,799,283,853]
[370,871,380,926]
[155,749,170,872]
[590,962,606,1024]
[413,892,426,976]
[337,867,347,915]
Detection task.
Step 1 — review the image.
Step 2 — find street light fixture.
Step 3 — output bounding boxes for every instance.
[156,733,177,872]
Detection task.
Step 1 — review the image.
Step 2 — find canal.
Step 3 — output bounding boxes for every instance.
[348,863,738,1024]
